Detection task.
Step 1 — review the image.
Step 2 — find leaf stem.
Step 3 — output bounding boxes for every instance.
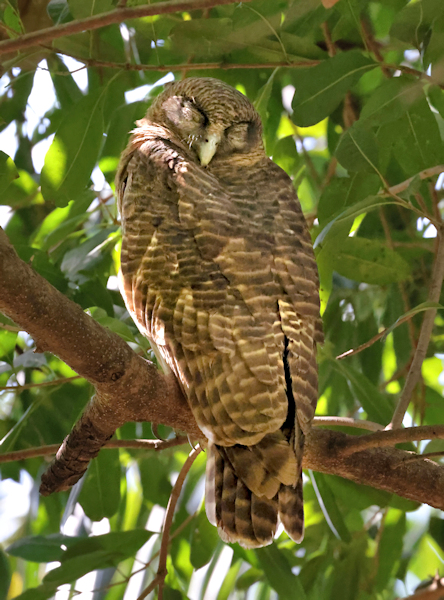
[312,416,384,431]
[137,445,201,600]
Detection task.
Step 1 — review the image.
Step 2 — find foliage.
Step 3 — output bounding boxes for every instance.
[1,0,444,599]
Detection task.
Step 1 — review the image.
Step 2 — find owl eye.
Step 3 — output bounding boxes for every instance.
[163,96,207,135]
[226,122,257,151]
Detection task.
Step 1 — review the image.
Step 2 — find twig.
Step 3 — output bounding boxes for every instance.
[0,437,188,464]
[360,17,390,77]
[394,451,444,466]
[382,165,444,198]
[246,5,289,64]
[321,21,335,57]
[340,425,444,457]
[389,224,444,429]
[336,317,411,360]
[312,416,384,431]
[398,575,444,600]
[137,445,202,600]
[49,55,319,72]
[387,63,444,90]
[0,375,82,392]
[0,0,252,56]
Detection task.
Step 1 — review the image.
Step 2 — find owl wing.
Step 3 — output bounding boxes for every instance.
[117,130,290,449]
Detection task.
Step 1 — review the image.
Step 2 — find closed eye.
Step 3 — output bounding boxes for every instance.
[225,122,255,150]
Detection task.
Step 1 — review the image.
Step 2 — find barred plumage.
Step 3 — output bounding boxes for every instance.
[116,77,321,547]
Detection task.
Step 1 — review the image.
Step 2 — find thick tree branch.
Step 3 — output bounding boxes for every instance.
[305,429,444,510]
[0,0,250,56]
[400,576,444,600]
[2,228,444,509]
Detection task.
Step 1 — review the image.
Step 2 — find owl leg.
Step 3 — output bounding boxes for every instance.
[205,443,278,548]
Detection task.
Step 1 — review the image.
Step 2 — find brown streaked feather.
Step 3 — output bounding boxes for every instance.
[116,77,320,547]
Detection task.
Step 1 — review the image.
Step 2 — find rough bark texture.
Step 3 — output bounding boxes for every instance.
[1,227,444,507]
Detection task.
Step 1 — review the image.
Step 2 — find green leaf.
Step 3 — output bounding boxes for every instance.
[235,567,264,590]
[428,85,444,119]
[408,535,444,580]
[68,0,113,18]
[254,68,279,123]
[8,583,57,600]
[256,544,307,600]
[360,77,423,126]
[0,383,90,454]
[331,237,411,285]
[0,151,19,195]
[314,194,405,249]
[375,509,406,591]
[393,96,444,176]
[7,534,80,563]
[291,51,375,126]
[335,123,381,175]
[40,75,120,207]
[78,448,121,521]
[218,559,242,599]
[43,529,151,585]
[328,538,367,600]
[390,0,444,45]
[47,0,72,25]
[309,472,351,542]
[317,174,380,227]
[0,548,11,600]
[190,509,221,569]
[333,361,394,424]
[383,301,444,338]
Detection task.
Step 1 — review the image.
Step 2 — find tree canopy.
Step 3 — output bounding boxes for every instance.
[1,0,444,599]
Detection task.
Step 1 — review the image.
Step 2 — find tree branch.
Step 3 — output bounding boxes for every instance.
[2,228,444,510]
[389,225,444,428]
[0,437,188,464]
[0,0,250,56]
[48,55,319,72]
[382,165,444,198]
[400,576,444,600]
[312,416,384,431]
[339,425,444,456]
[305,428,444,510]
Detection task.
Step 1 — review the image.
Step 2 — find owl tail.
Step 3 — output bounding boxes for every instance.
[205,437,304,548]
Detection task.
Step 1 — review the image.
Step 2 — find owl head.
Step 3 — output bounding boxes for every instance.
[146,77,264,166]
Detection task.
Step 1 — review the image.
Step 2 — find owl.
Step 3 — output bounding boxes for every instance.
[116,77,320,548]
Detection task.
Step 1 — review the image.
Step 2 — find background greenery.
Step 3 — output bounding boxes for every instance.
[1,0,444,598]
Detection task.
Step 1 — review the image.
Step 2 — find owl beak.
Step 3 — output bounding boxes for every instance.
[198,133,220,167]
